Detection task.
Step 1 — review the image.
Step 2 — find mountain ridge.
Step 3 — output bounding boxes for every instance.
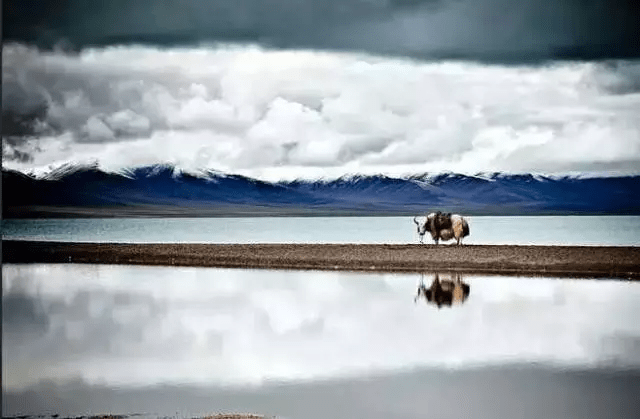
[3,164,640,217]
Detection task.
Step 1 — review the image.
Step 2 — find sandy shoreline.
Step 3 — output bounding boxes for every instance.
[3,240,640,279]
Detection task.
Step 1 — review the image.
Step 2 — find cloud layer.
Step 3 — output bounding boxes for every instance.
[3,43,640,181]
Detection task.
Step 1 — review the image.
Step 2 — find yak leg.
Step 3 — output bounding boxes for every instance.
[415,273,427,303]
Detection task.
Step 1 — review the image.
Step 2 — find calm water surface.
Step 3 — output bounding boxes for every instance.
[3,264,640,418]
[3,215,640,245]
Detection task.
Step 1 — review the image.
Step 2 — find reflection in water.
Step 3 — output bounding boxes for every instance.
[3,264,640,418]
[414,272,471,308]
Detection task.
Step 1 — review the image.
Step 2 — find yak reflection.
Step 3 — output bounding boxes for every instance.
[414,272,470,308]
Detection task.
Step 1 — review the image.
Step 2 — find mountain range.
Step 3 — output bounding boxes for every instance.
[3,164,639,217]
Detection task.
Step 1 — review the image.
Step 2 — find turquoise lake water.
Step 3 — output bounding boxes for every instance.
[3,215,640,245]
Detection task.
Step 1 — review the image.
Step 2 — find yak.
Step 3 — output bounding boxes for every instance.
[413,211,470,245]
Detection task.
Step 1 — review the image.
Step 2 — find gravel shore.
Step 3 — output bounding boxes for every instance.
[4,240,640,279]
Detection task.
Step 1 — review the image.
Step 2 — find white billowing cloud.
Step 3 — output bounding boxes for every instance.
[2,42,640,181]
[105,109,152,137]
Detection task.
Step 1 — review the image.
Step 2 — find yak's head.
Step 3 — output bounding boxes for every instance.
[424,288,434,302]
[413,216,429,241]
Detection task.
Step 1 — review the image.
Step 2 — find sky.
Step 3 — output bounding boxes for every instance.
[3,0,640,181]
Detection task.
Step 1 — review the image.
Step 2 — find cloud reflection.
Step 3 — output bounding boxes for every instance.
[3,264,640,392]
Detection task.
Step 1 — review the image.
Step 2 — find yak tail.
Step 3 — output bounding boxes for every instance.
[462,220,470,237]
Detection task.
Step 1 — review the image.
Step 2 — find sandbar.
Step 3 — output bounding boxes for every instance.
[3,240,640,279]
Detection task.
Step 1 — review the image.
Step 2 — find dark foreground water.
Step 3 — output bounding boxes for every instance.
[3,264,640,419]
[5,367,640,419]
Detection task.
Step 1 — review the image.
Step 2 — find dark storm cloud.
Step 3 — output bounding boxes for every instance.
[3,0,639,62]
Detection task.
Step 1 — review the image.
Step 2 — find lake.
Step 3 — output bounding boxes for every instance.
[3,264,640,419]
[3,215,640,245]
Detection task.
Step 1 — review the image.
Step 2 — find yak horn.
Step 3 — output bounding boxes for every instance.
[413,216,420,225]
